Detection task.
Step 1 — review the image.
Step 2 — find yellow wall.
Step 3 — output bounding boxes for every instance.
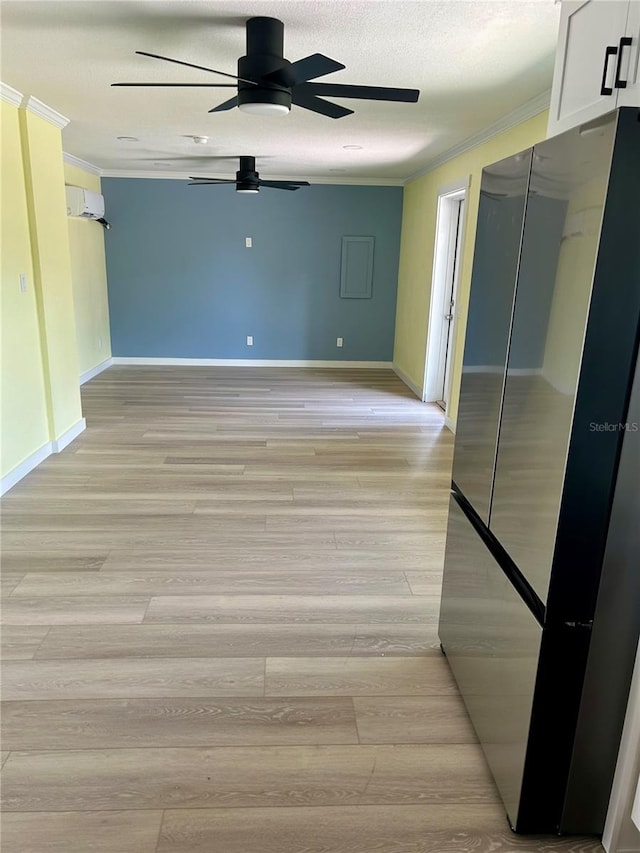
[394,111,549,426]
[20,108,83,439]
[0,100,50,476]
[1,94,88,485]
[64,163,111,375]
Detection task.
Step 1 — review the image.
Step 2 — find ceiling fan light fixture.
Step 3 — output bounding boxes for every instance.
[238,101,290,117]
[237,187,260,193]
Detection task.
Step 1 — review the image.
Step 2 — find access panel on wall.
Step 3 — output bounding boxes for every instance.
[340,236,374,299]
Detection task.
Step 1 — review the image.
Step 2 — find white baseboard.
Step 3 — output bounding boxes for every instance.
[111,357,393,369]
[392,363,423,399]
[80,357,113,385]
[0,442,52,496]
[445,415,456,434]
[51,418,86,453]
[1,419,87,495]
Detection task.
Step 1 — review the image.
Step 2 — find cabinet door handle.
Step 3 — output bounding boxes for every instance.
[600,45,618,96]
[615,36,633,88]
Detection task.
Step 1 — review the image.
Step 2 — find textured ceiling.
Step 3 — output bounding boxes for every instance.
[1,0,560,181]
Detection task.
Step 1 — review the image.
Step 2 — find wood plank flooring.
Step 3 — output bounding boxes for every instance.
[0,367,603,852]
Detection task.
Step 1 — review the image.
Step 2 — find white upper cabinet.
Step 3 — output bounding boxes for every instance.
[619,1,640,106]
[548,1,640,136]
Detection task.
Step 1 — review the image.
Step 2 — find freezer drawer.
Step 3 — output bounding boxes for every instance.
[439,495,542,827]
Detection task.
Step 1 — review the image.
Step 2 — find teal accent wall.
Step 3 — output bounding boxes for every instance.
[102,179,403,360]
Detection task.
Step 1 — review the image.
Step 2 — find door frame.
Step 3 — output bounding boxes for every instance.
[423,176,469,411]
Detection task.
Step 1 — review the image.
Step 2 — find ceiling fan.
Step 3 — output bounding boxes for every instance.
[188,156,309,193]
[113,16,420,119]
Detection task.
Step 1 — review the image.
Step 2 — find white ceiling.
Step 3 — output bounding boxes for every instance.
[1,0,560,182]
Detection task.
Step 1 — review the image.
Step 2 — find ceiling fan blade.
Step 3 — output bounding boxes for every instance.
[188,177,235,183]
[259,180,308,191]
[305,82,420,103]
[188,181,235,186]
[263,53,345,88]
[112,82,237,88]
[291,89,353,119]
[139,156,243,162]
[209,96,239,113]
[135,51,256,86]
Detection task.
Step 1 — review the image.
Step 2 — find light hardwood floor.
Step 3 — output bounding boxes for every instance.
[0,367,602,852]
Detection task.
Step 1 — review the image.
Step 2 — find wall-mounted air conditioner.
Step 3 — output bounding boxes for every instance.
[65,186,110,228]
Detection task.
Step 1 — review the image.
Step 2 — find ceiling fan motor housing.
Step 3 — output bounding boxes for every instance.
[236,155,260,191]
[238,17,292,112]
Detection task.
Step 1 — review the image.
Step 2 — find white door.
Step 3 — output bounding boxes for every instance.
[548,0,631,136]
[435,199,464,410]
[618,1,640,106]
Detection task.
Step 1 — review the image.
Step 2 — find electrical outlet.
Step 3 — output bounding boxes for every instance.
[19,273,27,293]
[246,335,253,346]
[245,237,252,248]
[98,336,103,350]
[336,337,344,348]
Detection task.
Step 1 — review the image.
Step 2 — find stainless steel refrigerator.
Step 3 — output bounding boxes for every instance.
[438,107,640,835]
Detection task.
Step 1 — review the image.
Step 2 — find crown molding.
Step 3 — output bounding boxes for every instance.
[63,151,103,176]
[404,89,551,185]
[1,82,23,107]
[99,168,404,186]
[21,95,70,128]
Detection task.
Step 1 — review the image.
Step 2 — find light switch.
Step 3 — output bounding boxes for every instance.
[336,337,344,348]
[19,273,27,293]
[245,237,252,248]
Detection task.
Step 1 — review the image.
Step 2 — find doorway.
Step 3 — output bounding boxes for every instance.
[423,179,468,417]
